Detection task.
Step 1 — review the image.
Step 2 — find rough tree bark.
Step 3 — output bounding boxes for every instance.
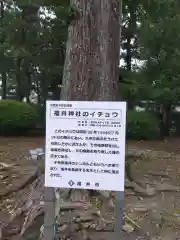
[61,0,121,101]
[56,0,122,229]
[53,0,122,237]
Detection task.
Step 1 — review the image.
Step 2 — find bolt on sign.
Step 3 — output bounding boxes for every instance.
[45,101,126,191]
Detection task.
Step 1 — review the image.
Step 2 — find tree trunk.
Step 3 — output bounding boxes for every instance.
[26,67,31,103]
[126,35,131,71]
[61,0,121,101]
[52,83,61,100]
[55,0,122,231]
[125,3,137,72]
[40,73,49,105]
[159,103,171,139]
[0,0,7,99]
[1,72,6,99]
[16,58,24,101]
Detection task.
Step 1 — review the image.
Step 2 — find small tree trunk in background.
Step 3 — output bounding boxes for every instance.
[40,73,49,105]
[52,84,61,100]
[162,103,171,137]
[126,36,131,71]
[16,58,24,101]
[1,72,6,99]
[26,67,31,103]
[125,2,137,72]
[0,0,7,99]
[159,103,171,139]
[61,0,121,101]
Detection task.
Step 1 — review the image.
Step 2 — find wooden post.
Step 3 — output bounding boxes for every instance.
[44,187,56,240]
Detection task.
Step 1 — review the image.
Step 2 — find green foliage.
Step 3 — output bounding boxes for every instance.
[34,104,46,129]
[0,100,38,135]
[121,70,149,106]
[0,0,69,102]
[138,0,180,104]
[120,0,180,112]
[127,111,160,140]
[66,5,81,24]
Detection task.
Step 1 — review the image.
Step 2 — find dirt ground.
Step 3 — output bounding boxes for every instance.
[0,137,180,240]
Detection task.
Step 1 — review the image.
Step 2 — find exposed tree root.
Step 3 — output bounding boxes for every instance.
[0,165,38,198]
[0,174,44,239]
[1,150,179,239]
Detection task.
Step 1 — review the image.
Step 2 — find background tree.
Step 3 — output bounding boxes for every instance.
[0,0,69,102]
[138,0,180,137]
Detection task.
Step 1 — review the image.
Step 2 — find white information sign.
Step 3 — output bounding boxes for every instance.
[45,101,126,191]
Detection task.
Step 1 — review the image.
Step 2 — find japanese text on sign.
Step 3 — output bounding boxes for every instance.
[45,101,126,191]
[51,109,121,120]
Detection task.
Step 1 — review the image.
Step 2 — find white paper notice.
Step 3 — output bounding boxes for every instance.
[45,101,126,191]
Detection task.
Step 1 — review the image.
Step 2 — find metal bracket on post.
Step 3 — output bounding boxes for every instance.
[44,187,56,240]
[115,191,124,239]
